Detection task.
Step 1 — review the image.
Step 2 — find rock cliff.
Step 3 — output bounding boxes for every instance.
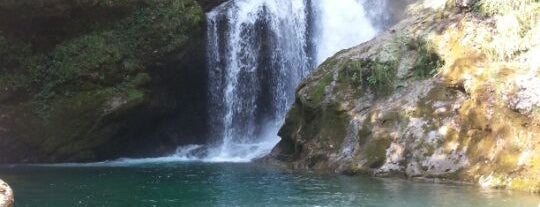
[270,0,540,192]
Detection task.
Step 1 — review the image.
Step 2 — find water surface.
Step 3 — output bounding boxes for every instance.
[0,162,538,207]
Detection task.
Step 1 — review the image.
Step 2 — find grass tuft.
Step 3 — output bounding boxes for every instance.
[474,0,540,61]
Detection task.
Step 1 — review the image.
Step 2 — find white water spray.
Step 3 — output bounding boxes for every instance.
[201,0,312,162]
[312,0,379,64]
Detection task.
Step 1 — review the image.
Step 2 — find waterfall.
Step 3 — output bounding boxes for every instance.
[202,0,313,162]
[173,0,386,162]
[312,0,380,64]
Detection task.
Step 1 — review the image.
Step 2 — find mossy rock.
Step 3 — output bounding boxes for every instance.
[0,0,209,163]
[365,138,392,168]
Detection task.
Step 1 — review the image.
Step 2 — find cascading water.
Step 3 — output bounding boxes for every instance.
[203,0,313,162]
[170,0,388,162]
[312,0,380,64]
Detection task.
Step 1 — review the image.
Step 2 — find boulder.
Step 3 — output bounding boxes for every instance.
[0,180,13,207]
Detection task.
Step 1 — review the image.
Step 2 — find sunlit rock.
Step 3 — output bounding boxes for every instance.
[0,180,13,207]
[270,0,540,193]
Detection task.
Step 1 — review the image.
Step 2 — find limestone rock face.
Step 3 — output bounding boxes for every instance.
[0,180,13,207]
[270,0,540,192]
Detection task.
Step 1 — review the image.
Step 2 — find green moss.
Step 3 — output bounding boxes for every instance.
[340,60,364,87]
[308,56,398,106]
[19,0,203,117]
[31,83,148,157]
[3,0,203,100]
[493,146,521,172]
[336,59,398,96]
[474,0,540,19]
[363,59,398,95]
[36,90,109,149]
[425,145,436,156]
[126,88,146,103]
[511,179,540,193]
[410,86,455,119]
[310,73,334,105]
[318,105,349,148]
[366,138,391,168]
[357,126,372,145]
[413,40,444,79]
[35,0,201,88]
[334,60,366,98]
[343,165,371,176]
[37,33,125,95]
[130,73,151,87]
[0,0,205,161]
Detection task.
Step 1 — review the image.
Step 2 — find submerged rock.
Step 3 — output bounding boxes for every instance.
[270,0,540,193]
[0,180,13,207]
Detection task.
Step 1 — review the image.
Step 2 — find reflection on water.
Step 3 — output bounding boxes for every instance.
[0,163,538,207]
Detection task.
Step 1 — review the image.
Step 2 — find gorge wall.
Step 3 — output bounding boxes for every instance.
[269,0,540,192]
[0,0,221,163]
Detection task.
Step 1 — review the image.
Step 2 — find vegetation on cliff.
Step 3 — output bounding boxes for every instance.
[0,0,211,163]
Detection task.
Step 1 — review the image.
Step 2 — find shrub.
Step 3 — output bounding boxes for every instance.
[413,40,444,78]
[342,59,397,95]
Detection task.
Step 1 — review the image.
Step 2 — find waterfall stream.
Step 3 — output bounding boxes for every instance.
[173,0,386,162]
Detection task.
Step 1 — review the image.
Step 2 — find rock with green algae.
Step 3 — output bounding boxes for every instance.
[270,0,540,193]
[0,0,213,163]
[0,179,13,207]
